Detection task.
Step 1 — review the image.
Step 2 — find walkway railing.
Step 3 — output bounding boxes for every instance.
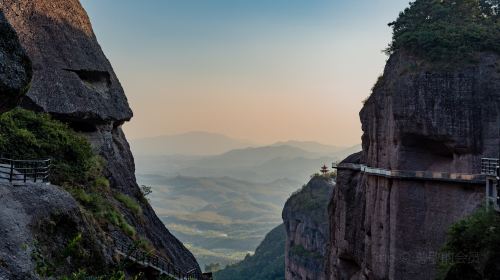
[110,234,202,280]
[333,163,484,184]
[0,155,51,184]
[481,158,499,176]
[481,158,500,212]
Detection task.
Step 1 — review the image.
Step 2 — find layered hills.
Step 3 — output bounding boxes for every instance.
[135,141,357,183]
[137,172,298,268]
[135,141,355,268]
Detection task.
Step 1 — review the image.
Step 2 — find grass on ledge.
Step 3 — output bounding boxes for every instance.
[114,193,142,216]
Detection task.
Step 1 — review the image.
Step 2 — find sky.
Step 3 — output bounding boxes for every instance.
[80,0,409,146]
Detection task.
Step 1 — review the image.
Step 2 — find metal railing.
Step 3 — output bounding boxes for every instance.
[111,234,201,279]
[333,162,485,184]
[481,158,499,176]
[0,155,51,184]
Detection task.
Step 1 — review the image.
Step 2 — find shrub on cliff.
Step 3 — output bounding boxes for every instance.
[0,108,137,238]
[0,108,98,186]
[0,109,142,277]
[286,176,333,223]
[387,0,500,61]
[438,208,500,279]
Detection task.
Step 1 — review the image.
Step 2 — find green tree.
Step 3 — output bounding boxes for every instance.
[438,208,500,279]
[387,0,500,61]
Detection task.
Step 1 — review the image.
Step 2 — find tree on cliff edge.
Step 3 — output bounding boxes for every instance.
[387,0,500,61]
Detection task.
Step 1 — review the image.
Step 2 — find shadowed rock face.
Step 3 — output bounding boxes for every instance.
[327,52,495,280]
[0,183,109,280]
[0,0,201,274]
[0,11,31,113]
[283,176,333,280]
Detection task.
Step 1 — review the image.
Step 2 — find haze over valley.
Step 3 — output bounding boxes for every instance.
[132,131,358,267]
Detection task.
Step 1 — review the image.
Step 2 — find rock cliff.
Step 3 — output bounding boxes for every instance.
[0,0,200,275]
[0,182,110,280]
[326,51,497,280]
[0,11,31,113]
[283,176,334,280]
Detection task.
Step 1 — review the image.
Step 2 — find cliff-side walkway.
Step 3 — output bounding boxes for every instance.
[333,163,485,184]
[0,156,50,185]
[110,233,202,280]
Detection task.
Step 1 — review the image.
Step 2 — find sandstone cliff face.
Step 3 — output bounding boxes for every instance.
[0,11,31,113]
[327,52,497,280]
[283,176,334,280]
[0,0,200,274]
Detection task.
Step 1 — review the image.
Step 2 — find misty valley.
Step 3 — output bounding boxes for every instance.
[133,132,357,268]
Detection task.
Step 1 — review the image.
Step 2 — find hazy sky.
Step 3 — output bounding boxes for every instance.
[81,0,409,146]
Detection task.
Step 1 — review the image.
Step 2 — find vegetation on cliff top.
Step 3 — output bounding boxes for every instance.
[388,0,500,61]
[286,176,333,223]
[438,208,500,279]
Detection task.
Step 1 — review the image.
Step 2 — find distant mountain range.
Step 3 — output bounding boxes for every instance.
[271,140,344,155]
[130,131,357,157]
[195,145,322,168]
[135,142,360,183]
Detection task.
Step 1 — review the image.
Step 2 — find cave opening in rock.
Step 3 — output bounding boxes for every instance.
[399,133,454,169]
[401,134,454,158]
[66,120,98,133]
[64,69,111,94]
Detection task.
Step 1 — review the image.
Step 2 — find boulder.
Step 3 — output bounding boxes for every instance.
[0,0,131,122]
[0,182,109,280]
